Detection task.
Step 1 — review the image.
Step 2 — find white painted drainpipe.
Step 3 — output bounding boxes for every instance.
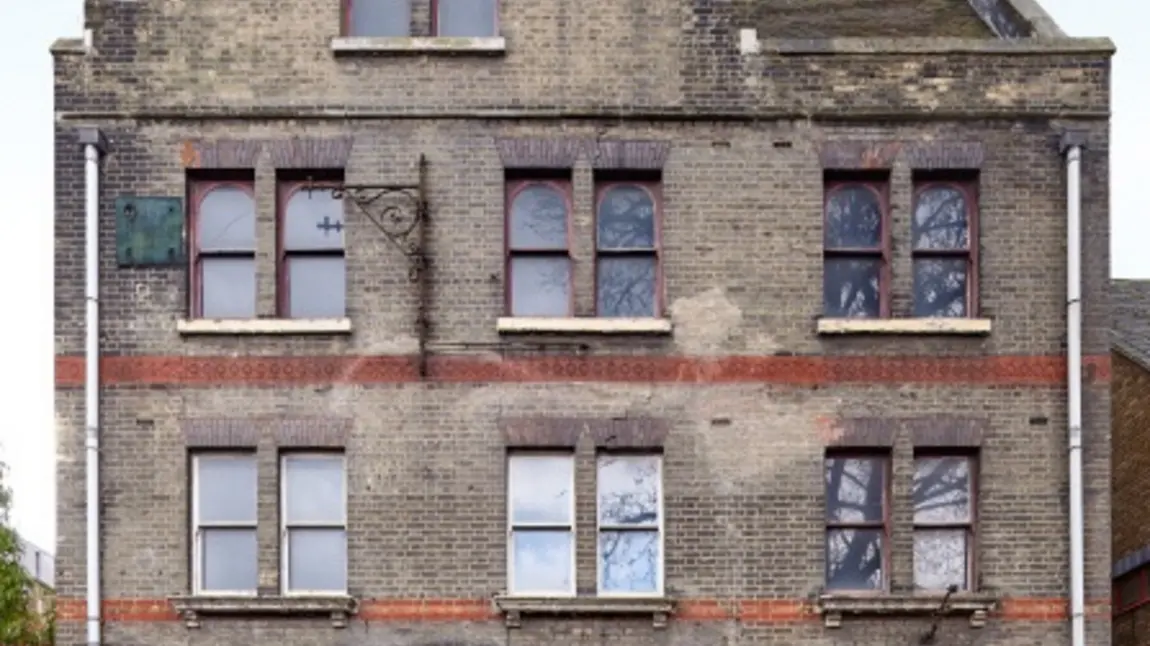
[82,129,104,646]
[1064,136,1085,646]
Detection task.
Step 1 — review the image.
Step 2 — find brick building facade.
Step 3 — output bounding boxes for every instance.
[1112,280,1150,645]
[51,0,1114,645]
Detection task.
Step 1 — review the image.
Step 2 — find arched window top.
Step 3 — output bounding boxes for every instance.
[197,185,255,251]
[596,184,656,250]
[508,183,569,250]
[284,187,344,250]
[912,184,970,251]
[824,184,883,249]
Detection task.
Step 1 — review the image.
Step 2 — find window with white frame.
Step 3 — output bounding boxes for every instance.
[192,454,259,595]
[507,454,575,596]
[597,453,663,595]
[281,453,348,594]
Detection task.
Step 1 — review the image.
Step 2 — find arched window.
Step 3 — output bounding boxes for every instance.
[595,182,661,318]
[822,180,889,318]
[911,181,978,318]
[279,183,347,318]
[191,182,257,319]
[505,180,572,317]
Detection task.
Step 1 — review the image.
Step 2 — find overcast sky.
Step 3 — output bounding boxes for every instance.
[0,0,1142,552]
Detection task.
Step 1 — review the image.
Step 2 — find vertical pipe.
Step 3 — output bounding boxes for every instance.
[1064,141,1085,646]
[83,139,102,646]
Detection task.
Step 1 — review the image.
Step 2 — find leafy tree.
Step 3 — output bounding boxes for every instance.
[0,461,53,646]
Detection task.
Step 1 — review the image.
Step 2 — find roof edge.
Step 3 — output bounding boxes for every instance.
[967,0,1067,39]
[1113,337,1150,376]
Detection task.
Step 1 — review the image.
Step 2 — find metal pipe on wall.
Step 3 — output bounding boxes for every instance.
[81,128,105,646]
[1063,135,1085,646]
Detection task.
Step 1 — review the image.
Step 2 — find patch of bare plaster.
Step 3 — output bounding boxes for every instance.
[669,288,745,355]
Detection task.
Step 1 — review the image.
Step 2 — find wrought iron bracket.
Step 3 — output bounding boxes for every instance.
[316,155,430,283]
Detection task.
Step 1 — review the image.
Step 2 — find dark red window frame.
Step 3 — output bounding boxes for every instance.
[822,175,892,318]
[592,179,664,318]
[276,176,347,319]
[187,174,257,319]
[912,451,978,592]
[1115,568,1150,615]
[504,178,575,317]
[824,451,892,594]
[431,0,499,37]
[910,175,980,318]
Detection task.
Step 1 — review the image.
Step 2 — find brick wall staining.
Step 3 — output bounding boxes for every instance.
[52,0,1114,642]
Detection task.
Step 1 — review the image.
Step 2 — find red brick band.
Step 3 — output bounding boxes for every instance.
[53,597,1111,623]
[54,354,1111,388]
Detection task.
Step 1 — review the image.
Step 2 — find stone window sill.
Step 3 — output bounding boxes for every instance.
[816,593,998,628]
[493,595,675,629]
[177,318,352,336]
[496,317,673,335]
[170,594,357,628]
[816,317,992,336]
[331,36,507,55]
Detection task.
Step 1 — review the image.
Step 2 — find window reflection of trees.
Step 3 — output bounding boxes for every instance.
[912,185,972,318]
[508,455,575,595]
[507,183,572,316]
[823,185,884,318]
[912,456,973,591]
[825,456,886,590]
[597,455,661,594]
[596,185,658,317]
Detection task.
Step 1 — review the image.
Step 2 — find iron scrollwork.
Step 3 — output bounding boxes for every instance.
[319,155,429,282]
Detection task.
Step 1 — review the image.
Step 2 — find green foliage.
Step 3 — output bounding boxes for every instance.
[0,462,53,646]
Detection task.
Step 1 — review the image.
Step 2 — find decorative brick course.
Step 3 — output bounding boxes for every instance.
[266,137,355,169]
[181,418,260,447]
[180,139,263,169]
[495,138,582,169]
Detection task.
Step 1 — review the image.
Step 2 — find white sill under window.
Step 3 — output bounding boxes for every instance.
[330,36,507,55]
[816,317,992,336]
[496,317,673,335]
[177,318,352,336]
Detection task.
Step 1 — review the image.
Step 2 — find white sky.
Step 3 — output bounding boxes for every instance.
[0,0,1143,552]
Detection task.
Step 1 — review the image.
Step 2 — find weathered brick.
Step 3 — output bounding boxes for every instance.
[51,1,1113,645]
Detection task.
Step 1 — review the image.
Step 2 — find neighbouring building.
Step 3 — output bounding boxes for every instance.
[18,536,56,615]
[1112,279,1150,645]
[50,0,1114,645]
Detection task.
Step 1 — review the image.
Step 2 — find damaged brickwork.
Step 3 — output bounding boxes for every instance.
[52,0,1113,645]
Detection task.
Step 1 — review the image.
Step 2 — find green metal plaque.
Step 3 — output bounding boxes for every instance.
[115,196,186,267]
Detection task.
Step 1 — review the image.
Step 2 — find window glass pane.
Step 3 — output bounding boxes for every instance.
[913,258,968,318]
[288,529,347,592]
[913,186,970,250]
[436,0,496,37]
[509,455,573,525]
[511,531,573,594]
[284,189,345,251]
[509,185,568,250]
[913,457,971,524]
[287,256,346,319]
[198,186,256,251]
[598,455,660,526]
[824,258,880,318]
[913,529,968,590]
[197,456,257,523]
[201,257,256,319]
[285,455,346,524]
[825,185,882,248]
[597,185,656,250]
[596,256,656,317]
[826,528,883,590]
[510,256,570,316]
[201,529,258,592]
[599,530,659,594]
[349,0,410,36]
[825,457,884,523]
